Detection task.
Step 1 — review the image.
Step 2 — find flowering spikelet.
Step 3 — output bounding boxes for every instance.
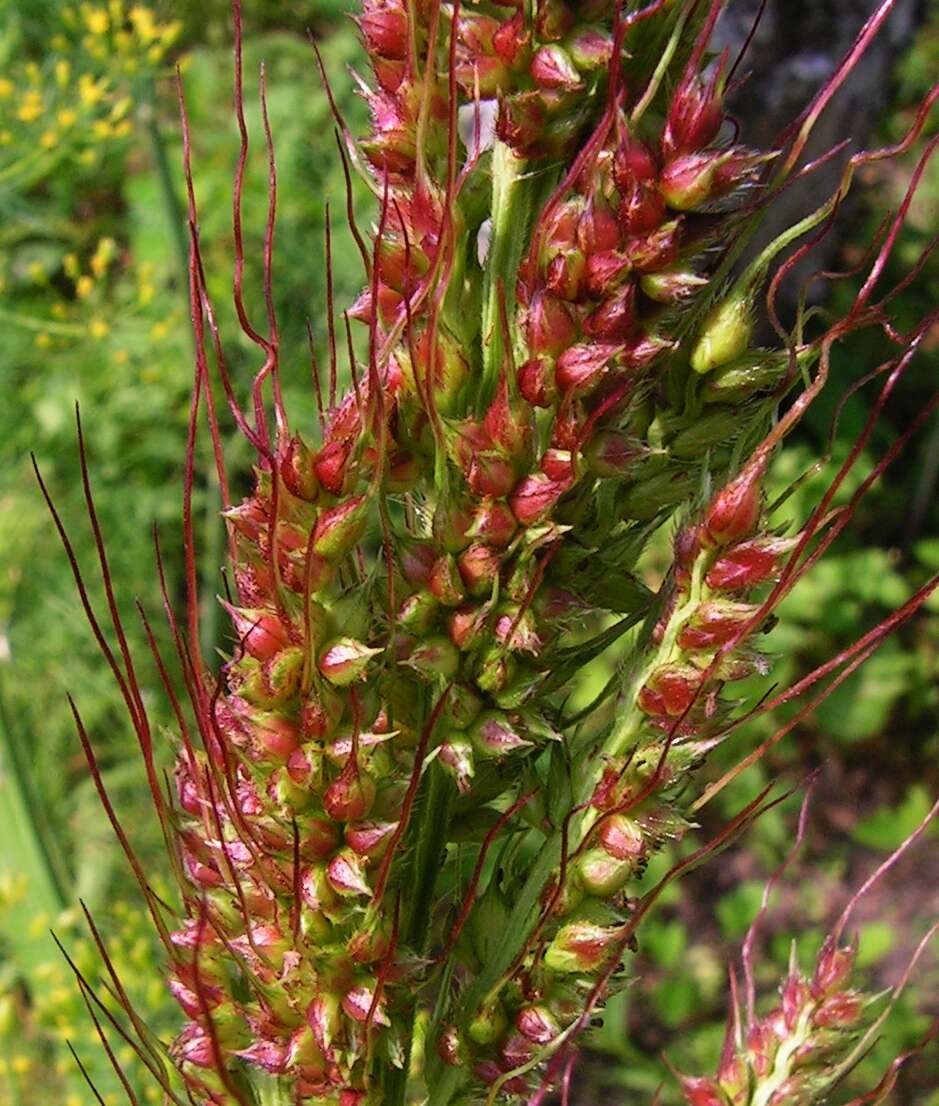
[672,793,939,1106]
[49,2,939,1105]
[674,942,876,1106]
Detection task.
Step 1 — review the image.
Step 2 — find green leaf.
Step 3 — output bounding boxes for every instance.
[856,921,897,968]
[913,537,939,571]
[654,975,698,1028]
[642,918,688,968]
[852,784,935,851]
[814,642,912,742]
[0,674,69,974]
[716,880,765,939]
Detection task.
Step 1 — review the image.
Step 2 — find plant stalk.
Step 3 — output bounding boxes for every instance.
[384,759,455,1106]
[479,140,528,408]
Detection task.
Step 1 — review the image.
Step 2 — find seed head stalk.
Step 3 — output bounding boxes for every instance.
[43,1,939,1104]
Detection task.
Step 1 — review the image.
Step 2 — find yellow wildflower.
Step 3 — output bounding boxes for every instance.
[76,275,94,299]
[11,1055,30,1075]
[110,95,132,122]
[83,34,107,60]
[0,130,11,146]
[162,19,183,47]
[55,59,71,88]
[35,333,53,349]
[129,5,158,42]
[0,997,13,1035]
[27,260,46,284]
[40,130,58,149]
[18,91,44,123]
[82,6,110,35]
[93,119,112,139]
[0,77,13,100]
[57,108,77,128]
[78,73,106,107]
[0,872,25,906]
[91,236,117,276]
[89,317,110,339]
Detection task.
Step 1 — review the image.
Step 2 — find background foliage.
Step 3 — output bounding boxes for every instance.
[0,2,936,1103]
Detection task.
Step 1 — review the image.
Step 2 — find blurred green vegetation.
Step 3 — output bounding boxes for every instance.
[0,1,936,1105]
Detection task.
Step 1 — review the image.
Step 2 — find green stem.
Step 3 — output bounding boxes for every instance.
[479,141,528,409]
[0,666,70,901]
[200,463,224,659]
[630,0,695,124]
[385,760,455,1106]
[0,145,53,185]
[750,1006,814,1106]
[607,555,708,761]
[0,305,87,337]
[734,186,848,304]
[406,762,455,949]
[426,835,563,1106]
[142,79,189,301]
[679,131,858,353]
[567,552,710,853]
[0,667,69,974]
[255,1075,290,1106]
